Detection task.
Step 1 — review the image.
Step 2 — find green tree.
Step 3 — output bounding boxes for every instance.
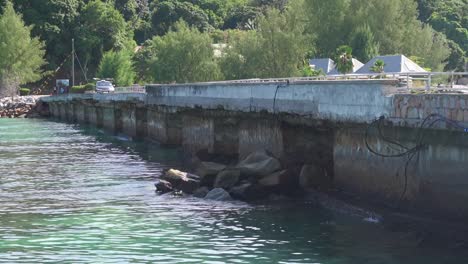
[335,45,353,75]
[220,4,310,79]
[2,0,80,73]
[147,21,221,83]
[418,0,467,71]
[0,1,45,97]
[370,59,385,73]
[349,24,379,62]
[219,31,261,80]
[302,0,348,57]
[76,0,133,77]
[133,38,158,82]
[150,1,211,36]
[345,0,450,71]
[114,0,138,22]
[97,50,136,86]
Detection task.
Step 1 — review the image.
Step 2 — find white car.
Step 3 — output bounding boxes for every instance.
[96,80,115,93]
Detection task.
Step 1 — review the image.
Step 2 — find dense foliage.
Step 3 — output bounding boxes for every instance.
[144,21,221,83]
[0,0,466,90]
[98,50,136,86]
[0,1,45,96]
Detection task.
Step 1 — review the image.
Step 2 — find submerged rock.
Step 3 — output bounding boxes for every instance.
[205,188,232,201]
[229,182,269,201]
[193,187,210,198]
[214,169,240,189]
[155,180,173,194]
[236,151,281,177]
[299,164,331,190]
[179,178,200,194]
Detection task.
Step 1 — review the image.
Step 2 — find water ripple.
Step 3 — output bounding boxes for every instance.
[0,119,467,263]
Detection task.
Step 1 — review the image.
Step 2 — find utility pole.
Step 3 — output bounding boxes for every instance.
[72,38,75,87]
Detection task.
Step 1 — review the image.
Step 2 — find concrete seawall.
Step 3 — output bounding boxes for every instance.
[41,80,468,221]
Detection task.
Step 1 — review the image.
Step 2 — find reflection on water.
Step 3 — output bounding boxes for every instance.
[0,119,466,263]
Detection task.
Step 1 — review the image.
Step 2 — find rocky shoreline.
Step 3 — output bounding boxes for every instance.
[155,150,330,202]
[0,96,48,118]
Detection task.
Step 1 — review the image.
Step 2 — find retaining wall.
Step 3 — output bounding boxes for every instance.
[41,80,468,221]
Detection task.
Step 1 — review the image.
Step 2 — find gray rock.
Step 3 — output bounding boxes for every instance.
[162,169,187,183]
[259,170,287,187]
[161,168,200,194]
[205,188,232,201]
[155,180,173,194]
[299,164,331,190]
[214,169,240,189]
[195,162,227,177]
[193,187,210,198]
[179,178,200,194]
[236,151,281,177]
[229,182,268,201]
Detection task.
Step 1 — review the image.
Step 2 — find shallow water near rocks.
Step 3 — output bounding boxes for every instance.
[0,118,467,263]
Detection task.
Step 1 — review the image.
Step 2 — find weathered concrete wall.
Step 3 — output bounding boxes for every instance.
[40,80,468,221]
[146,80,398,123]
[334,125,468,220]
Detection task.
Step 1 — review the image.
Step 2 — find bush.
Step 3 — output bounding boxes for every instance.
[70,85,86,94]
[19,88,30,96]
[84,83,95,91]
[68,83,96,94]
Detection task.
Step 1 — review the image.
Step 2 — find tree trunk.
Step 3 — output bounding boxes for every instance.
[0,75,19,98]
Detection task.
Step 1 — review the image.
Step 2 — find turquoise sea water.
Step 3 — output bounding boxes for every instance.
[0,119,467,263]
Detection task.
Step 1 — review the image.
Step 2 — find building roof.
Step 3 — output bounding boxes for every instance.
[309,58,335,74]
[355,55,427,74]
[328,58,364,75]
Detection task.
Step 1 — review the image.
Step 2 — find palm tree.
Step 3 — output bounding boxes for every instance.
[370,59,385,73]
[335,45,353,75]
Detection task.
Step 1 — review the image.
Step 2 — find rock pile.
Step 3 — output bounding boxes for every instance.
[155,150,323,201]
[0,96,47,118]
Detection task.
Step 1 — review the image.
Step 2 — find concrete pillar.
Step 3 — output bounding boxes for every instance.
[166,113,182,145]
[147,109,168,143]
[49,103,59,118]
[238,118,283,159]
[102,105,116,132]
[333,125,468,220]
[59,103,67,121]
[182,115,214,153]
[75,103,86,124]
[66,103,75,122]
[121,105,137,137]
[135,107,147,139]
[213,116,239,156]
[87,106,97,126]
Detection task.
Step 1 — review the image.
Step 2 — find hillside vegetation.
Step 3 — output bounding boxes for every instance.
[0,0,466,92]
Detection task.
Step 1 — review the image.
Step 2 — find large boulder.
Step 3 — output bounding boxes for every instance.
[161,169,201,194]
[193,187,210,198]
[259,170,286,187]
[236,151,281,177]
[179,178,200,194]
[162,169,187,183]
[205,188,233,201]
[229,182,269,201]
[155,180,173,194]
[299,164,331,190]
[258,169,298,194]
[195,162,227,187]
[214,169,240,189]
[195,162,227,177]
